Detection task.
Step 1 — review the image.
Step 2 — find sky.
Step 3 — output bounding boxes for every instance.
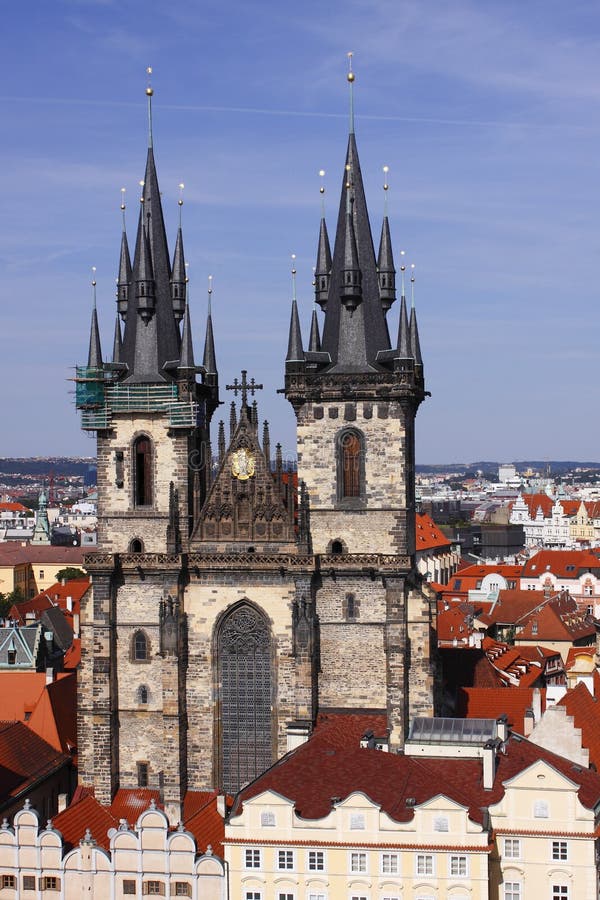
[0,0,599,464]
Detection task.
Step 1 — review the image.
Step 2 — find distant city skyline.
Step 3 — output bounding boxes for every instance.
[1,0,599,461]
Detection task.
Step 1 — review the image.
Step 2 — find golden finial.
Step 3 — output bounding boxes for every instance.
[410,263,416,308]
[139,180,145,203]
[319,169,325,194]
[185,261,190,284]
[146,66,154,96]
[319,169,326,216]
[312,265,316,288]
[345,163,351,190]
[91,266,97,308]
[383,165,389,191]
[178,182,184,226]
[207,274,213,314]
[146,67,154,148]
[347,51,355,82]
[400,250,406,295]
[120,187,126,228]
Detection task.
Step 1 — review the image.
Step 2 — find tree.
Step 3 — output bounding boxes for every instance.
[0,587,25,617]
[54,567,87,583]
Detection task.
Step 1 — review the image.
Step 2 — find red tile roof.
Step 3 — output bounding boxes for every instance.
[0,721,70,807]
[456,687,546,733]
[53,793,117,851]
[183,791,225,856]
[232,712,600,823]
[0,545,86,566]
[522,550,600,579]
[110,788,162,825]
[0,502,31,514]
[415,513,451,551]
[27,672,77,757]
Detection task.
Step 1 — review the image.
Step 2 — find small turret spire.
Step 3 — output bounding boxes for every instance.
[171,187,186,325]
[408,265,423,365]
[87,269,103,368]
[377,166,396,314]
[262,420,271,468]
[116,189,132,323]
[179,284,195,370]
[309,307,321,352]
[347,52,355,135]
[112,313,122,364]
[203,275,218,375]
[218,421,226,464]
[229,401,237,440]
[396,255,410,358]
[314,173,332,310]
[146,66,154,149]
[340,183,362,314]
[135,212,156,324]
[286,255,304,362]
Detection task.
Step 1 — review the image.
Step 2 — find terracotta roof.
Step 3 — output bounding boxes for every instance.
[415,513,451,551]
[63,639,81,670]
[456,687,546,732]
[557,682,600,769]
[0,721,70,809]
[478,589,548,626]
[522,550,600,579]
[0,671,50,719]
[27,672,77,756]
[0,545,85,566]
[53,793,117,851]
[565,646,596,670]
[232,712,600,823]
[436,605,477,643]
[110,788,162,825]
[516,493,554,518]
[0,502,30,514]
[515,593,596,643]
[183,791,225,856]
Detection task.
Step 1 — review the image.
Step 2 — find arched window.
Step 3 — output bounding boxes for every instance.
[337,429,364,502]
[138,685,149,704]
[133,630,149,662]
[133,435,153,507]
[129,538,144,553]
[217,603,273,793]
[331,539,344,556]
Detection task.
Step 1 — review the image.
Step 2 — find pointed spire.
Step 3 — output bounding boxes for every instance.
[135,212,156,324]
[117,189,132,321]
[112,314,123,364]
[308,307,321,352]
[262,421,271,469]
[171,197,187,325]
[218,421,226,465]
[347,52,355,135]
[87,270,103,368]
[179,290,195,369]
[146,67,154,149]
[314,216,332,311]
[229,401,237,441]
[286,256,304,362]
[203,275,218,375]
[377,168,396,313]
[340,188,362,313]
[408,267,423,366]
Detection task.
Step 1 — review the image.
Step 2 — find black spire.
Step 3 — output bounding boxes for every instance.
[179,296,195,370]
[120,142,181,383]
[112,313,123,364]
[409,275,423,366]
[87,285,103,369]
[397,292,410,359]
[314,217,332,310]
[203,288,217,376]
[171,226,186,325]
[308,308,321,352]
[286,299,304,362]
[117,228,132,322]
[318,132,391,372]
[377,215,396,313]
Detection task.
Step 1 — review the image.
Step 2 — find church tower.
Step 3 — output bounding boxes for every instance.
[284,61,434,748]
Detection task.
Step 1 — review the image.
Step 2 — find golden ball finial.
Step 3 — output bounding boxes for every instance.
[146,86,154,96]
[347,71,355,83]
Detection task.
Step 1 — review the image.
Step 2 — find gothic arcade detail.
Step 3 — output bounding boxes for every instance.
[217,603,273,793]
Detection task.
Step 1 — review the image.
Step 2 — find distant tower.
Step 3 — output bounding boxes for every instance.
[284,58,433,746]
[31,489,51,545]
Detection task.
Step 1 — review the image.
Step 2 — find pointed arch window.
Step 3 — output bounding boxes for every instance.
[337,429,365,503]
[133,436,153,507]
[133,630,149,662]
[216,603,273,793]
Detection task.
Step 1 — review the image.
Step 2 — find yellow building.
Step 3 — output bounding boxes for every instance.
[0,544,85,598]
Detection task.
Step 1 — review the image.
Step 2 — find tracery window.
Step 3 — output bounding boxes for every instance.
[217,603,273,793]
[133,630,149,661]
[337,429,365,502]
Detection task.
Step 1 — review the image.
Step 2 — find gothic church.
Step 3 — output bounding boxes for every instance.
[76,76,434,823]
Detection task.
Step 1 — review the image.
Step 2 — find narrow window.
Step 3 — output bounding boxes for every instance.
[137,761,149,787]
[134,436,153,506]
[341,431,361,498]
[138,685,149,704]
[129,538,144,553]
[133,630,148,661]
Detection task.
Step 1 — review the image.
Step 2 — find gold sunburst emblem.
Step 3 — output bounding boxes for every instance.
[231,448,255,481]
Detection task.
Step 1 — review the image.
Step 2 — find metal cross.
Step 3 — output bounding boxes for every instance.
[226,369,263,407]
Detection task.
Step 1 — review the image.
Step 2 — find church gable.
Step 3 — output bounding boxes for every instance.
[192,393,295,548]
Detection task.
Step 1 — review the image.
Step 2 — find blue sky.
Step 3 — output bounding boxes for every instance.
[1,0,599,463]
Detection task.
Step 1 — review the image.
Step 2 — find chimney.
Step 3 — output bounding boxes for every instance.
[482,741,495,790]
[66,596,73,612]
[532,687,542,722]
[523,708,534,737]
[61,578,66,587]
[73,613,80,639]
[58,793,68,813]
[496,714,509,742]
[216,795,227,818]
[45,666,54,685]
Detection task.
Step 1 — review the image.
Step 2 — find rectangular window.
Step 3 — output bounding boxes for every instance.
[381,852,399,874]
[123,881,136,895]
[450,855,468,877]
[552,841,568,861]
[503,838,521,859]
[174,884,191,897]
[307,895,326,900]
[350,852,367,873]
[504,884,521,900]
[278,894,294,900]
[308,850,325,871]
[245,848,261,869]
[245,894,261,900]
[23,876,36,891]
[416,854,434,876]
[552,889,568,900]
[1,875,16,889]
[137,761,149,787]
[41,877,60,891]
[143,883,165,896]
[277,850,294,870]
